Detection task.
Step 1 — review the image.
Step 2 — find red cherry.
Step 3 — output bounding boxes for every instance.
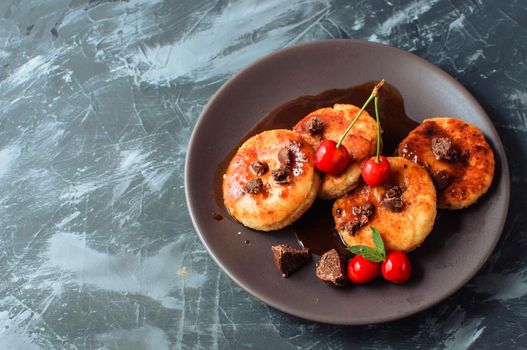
[362,156,391,186]
[315,139,349,175]
[347,255,381,284]
[381,251,412,284]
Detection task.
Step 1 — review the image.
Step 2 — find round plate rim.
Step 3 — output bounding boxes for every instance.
[184,39,510,325]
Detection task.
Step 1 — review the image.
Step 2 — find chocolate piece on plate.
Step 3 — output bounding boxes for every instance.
[272,244,310,278]
[316,249,348,286]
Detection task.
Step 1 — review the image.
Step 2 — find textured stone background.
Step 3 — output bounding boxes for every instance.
[0,0,525,349]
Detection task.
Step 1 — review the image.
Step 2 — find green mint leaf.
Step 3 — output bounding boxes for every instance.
[363,252,385,263]
[370,226,386,261]
[348,245,376,256]
[347,227,387,263]
[347,245,385,263]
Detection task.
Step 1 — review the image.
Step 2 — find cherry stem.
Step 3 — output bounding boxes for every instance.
[374,95,381,163]
[336,79,385,149]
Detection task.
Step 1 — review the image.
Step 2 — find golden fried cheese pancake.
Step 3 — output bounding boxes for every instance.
[333,157,436,252]
[397,117,494,209]
[223,129,320,231]
[293,104,377,200]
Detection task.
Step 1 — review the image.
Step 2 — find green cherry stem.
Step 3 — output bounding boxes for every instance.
[336,79,385,149]
[374,95,381,163]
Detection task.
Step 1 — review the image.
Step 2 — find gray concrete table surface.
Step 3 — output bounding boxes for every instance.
[0,0,525,349]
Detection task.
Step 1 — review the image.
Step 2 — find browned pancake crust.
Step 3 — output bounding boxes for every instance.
[223,129,320,231]
[397,117,494,209]
[333,157,436,252]
[293,104,377,199]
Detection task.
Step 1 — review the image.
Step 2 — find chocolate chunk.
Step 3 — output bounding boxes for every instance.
[384,185,403,199]
[358,215,369,226]
[243,178,264,194]
[278,147,293,166]
[352,203,374,218]
[272,244,310,278]
[460,150,470,165]
[316,249,348,287]
[335,208,342,215]
[250,161,268,176]
[306,117,324,135]
[345,203,374,235]
[432,170,450,190]
[272,167,291,185]
[423,122,438,137]
[381,186,404,212]
[344,220,362,236]
[382,197,404,212]
[431,137,459,161]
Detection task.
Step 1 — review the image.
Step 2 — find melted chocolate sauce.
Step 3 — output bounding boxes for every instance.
[215,82,419,256]
[398,120,471,200]
[292,200,351,257]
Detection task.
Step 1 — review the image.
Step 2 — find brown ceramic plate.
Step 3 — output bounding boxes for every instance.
[185,40,509,325]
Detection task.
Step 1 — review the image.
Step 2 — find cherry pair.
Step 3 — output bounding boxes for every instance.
[348,251,411,284]
[314,80,391,186]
